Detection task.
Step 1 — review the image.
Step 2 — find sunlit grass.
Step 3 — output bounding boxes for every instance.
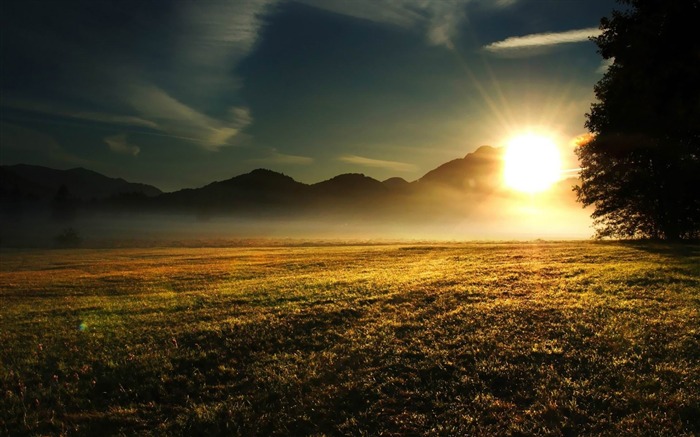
[1,242,698,435]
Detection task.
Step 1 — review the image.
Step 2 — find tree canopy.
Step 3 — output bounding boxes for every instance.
[576,0,700,240]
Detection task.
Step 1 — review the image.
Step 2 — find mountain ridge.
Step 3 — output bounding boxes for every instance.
[1,164,162,200]
[1,145,580,218]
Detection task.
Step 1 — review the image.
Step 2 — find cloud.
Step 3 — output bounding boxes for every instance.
[339,154,416,172]
[270,152,314,165]
[179,0,276,60]
[484,27,601,55]
[249,148,314,165]
[6,0,526,157]
[425,3,465,49]
[2,99,160,130]
[170,0,281,111]
[229,107,253,127]
[492,0,517,6]
[125,84,253,150]
[298,0,423,29]
[299,0,518,49]
[3,1,260,152]
[4,87,254,151]
[105,134,140,156]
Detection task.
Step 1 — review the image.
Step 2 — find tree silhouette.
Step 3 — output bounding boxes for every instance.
[576,0,700,240]
[51,184,77,222]
[54,227,82,248]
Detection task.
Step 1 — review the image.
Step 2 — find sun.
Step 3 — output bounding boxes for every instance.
[503,133,562,193]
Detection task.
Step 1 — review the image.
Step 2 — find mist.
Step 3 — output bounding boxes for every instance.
[0,187,592,248]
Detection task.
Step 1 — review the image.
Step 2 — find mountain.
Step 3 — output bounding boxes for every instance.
[0,164,162,201]
[312,173,387,198]
[158,168,310,213]
[418,145,503,192]
[159,170,394,215]
[382,177,411,190]
[0,166,50,200]
[1,146,581,219]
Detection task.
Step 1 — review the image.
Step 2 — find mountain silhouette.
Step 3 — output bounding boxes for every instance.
[312,173,387,197]
[157,168,310,216]
[1,146,581,220]
[419,145,503,192]
[158,171,394,216]
[382,177,411,190]
[0,164,162,201]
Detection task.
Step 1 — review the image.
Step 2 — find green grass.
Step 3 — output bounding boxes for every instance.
[1,242,699,435]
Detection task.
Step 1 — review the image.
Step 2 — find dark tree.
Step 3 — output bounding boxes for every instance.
[51,184,77,222]
[54,228,82,248]
[576,0,700,240]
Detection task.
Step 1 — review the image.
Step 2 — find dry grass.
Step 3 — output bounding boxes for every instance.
[1,242,699,435]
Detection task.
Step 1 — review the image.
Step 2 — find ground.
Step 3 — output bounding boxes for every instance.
[1,242,699,435]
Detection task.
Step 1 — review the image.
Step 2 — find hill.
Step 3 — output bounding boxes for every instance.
[158,168,309,213]
[151,146,513,215]
[0,146,583,221]
[418,145,503,192]
[0,164,162,201]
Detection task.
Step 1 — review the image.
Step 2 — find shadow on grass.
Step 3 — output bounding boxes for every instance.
[619,240,700,258]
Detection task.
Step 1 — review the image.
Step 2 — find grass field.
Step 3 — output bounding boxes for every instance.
[1,242,699,435]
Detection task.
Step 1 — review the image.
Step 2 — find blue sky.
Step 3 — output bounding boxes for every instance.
[1,0,617,191]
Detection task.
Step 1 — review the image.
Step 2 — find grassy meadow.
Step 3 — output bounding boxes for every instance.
[1,242,699,435]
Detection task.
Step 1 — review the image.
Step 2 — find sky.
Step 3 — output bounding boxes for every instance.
[1,0,618,192]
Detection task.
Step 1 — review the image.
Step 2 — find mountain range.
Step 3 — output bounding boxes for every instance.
[1,146,578,219]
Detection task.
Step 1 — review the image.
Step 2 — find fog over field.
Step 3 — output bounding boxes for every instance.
[1,146,592,247]
[1,207,591,247]
[1,186,592,247]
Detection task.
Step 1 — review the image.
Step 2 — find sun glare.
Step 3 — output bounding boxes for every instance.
[503,133,562,193]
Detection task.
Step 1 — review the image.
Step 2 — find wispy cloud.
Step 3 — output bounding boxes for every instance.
[3,99,160,130]
[6,0,525,156]
[105,133,140,156]
[252,149,314,165]
[180,0,275,56]
[300,0,518,49]
[177,0,276,81]
[492,0,517,6]
[484,27,601,55]
[4,87,254,151]
[125,84,252,150]
[299,0,423,31]
[270,152,314,165]
[339,154,416,172]
[425,3,465,49]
